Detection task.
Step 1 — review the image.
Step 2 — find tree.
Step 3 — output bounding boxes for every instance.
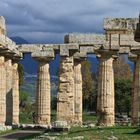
[115,79,132,116]
[113,55,132,80]
[81,61,94,111]
[19,91,29,109]
[114,55,133,116]
[18,63,24,86]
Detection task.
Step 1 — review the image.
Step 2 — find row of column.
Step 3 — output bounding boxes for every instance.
[0,56,19,126]
[35,52,140,126]
[35,56,83,125]
[35,53,115,126]
[34,53,115,126]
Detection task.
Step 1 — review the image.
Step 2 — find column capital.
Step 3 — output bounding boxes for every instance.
[32,51,54,62]
[128,53,137,62]
[74,52,86,62]
[95,49,118,58]
[74,57,86,63]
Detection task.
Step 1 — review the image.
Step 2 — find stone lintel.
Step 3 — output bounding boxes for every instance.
[18,44,59,53]
[79,45,97,54]
[64,34,105,45]
[42,44,59,51]
[119,47,130,54]
[18,44,42,53]
[104,18,138,31]
[103,44,120,50]
[60,44,79,56]
[106,34,140,47]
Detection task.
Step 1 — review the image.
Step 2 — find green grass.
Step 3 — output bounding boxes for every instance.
[18,113,140,140]
[83,113,97,122]
[58,126,140,140]
[19,112,33,124]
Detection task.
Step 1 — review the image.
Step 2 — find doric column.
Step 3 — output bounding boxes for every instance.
[35,60,51,125]
[97,52,115,126]
[32,50,54,125]
[0,56,6,125]
[57,56,75,123]
[5,58,13,125]
[12,61,19,125]
[74,58,83,124]
[129,55,140,125]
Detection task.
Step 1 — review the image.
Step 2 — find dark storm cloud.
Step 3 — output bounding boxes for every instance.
[0,0,140,43]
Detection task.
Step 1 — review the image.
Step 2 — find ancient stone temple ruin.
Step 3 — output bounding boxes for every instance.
[0,15,140,128]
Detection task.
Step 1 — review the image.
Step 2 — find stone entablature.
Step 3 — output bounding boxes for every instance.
[104,18,138,32]
[65,34,105,44]
[18,44,79,56]
[0,33,22,57]
[0,16,22,59]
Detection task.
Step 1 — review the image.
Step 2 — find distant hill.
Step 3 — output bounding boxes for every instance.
[10,36,29,44]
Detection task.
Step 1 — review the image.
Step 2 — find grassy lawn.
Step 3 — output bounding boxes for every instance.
[83,113,97,123]
[58,126,140,140]
[14,113,140,139]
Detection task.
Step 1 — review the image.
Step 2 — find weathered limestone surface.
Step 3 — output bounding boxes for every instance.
[129,55,140,125]
[0,16,6,35]
[57,56,75,124]
[106,34,140,47]
[0,56,6,125]
[65,34,105,45]
[18,44,59,53]
[97,52,115,126]
[32,49,54,58]
[35,60,51,124]
[60,44,79,56]
[12,62,19,125]
[74,59,83,124]
[5,59,12,125]
[104,18,138,31]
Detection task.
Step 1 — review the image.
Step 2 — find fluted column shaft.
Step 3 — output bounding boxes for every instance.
[0,56,6,125]
[12,62,19,125]
[131,56,140,125]
[97,55,115,126]
[57,56,75,123]
[5,58,12,125]
[74,59,83,124]
[36,61,51,124]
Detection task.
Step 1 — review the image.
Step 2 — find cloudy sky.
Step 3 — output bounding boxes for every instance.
[0,0,140,43]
